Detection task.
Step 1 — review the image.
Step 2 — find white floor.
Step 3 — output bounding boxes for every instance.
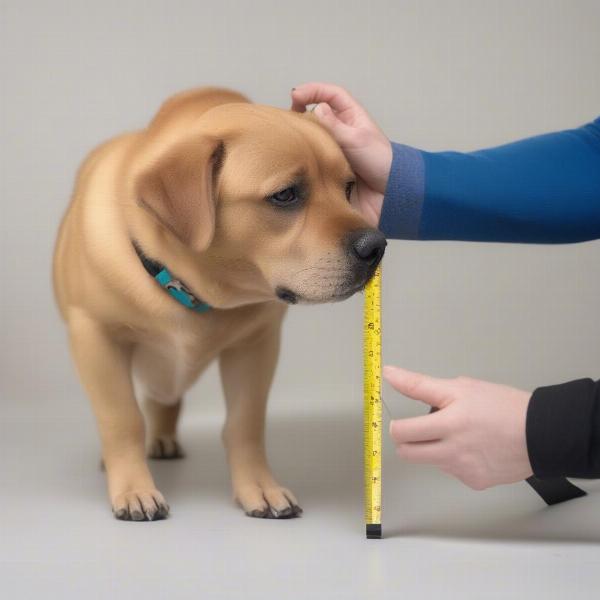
[1,404,599,600]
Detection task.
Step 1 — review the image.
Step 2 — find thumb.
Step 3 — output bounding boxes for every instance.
[313,103,356,147]
[383,366,451,409]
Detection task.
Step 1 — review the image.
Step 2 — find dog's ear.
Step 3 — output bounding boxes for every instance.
[136,136,224,252]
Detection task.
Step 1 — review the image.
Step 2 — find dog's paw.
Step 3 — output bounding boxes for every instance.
[235,483,303,519]
[147,436,185,460]
[112,489,170,521]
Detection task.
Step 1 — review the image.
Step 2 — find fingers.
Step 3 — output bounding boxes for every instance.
[383,366,451,409]
[394,440,446,464]
[291,82,361,114]
[389,411,448,444]
[312,103,356,146]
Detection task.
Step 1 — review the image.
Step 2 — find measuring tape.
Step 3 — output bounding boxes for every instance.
[364,263,382,539]
[361,261,584,537]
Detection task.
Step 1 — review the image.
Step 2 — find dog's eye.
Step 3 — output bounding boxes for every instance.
[345,181,355,201]
[267,186,300,207]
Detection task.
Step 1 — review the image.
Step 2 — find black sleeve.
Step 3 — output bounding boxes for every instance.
[526,378,600,479]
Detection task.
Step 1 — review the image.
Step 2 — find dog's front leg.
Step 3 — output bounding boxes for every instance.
[68,309,169,521]
[219,325,302,519]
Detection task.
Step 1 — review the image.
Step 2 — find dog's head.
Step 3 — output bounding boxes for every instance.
[135,102,386,306]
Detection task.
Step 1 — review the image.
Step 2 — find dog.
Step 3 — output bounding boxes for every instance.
[52,87,386,521]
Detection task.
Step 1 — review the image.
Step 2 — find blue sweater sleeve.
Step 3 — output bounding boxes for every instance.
[379,117,600,243]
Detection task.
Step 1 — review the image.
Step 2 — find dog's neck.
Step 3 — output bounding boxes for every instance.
[132,239,211,313]
[127,202,276,309]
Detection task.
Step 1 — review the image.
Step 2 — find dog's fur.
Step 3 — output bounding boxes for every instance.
[52,88,384,520]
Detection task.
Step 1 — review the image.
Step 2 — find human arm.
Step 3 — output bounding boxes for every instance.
[381,120,600,243]
[291,83,600,243]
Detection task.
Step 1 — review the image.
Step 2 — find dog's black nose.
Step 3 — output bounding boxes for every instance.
[347,229,387,266]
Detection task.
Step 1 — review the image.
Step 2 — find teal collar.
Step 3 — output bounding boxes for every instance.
[132,240,211,313]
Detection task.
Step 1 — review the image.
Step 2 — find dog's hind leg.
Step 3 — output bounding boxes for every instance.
[144,397,185,459]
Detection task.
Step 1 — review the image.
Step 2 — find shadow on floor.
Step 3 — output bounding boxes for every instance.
[40,408,600,544]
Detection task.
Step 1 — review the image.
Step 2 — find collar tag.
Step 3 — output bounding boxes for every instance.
[155,268,212,313]
[132,240,211,313]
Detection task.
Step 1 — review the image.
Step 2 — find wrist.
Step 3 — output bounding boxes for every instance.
[526,378,599,478]
[377,143,425,240]
[371,138,393,194]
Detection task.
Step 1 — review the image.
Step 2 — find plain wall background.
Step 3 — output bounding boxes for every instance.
[1,0,599,427]
[2,3,600,598]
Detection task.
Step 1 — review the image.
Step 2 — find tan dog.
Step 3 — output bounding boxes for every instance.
[52,88,386,521]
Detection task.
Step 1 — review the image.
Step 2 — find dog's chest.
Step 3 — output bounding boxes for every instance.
[146,313,238,369]
[130,304,280,400]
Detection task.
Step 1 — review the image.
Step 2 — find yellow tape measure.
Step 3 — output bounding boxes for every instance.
[363,263,382,539]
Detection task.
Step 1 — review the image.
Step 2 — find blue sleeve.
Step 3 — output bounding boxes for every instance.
[379,117,600,243]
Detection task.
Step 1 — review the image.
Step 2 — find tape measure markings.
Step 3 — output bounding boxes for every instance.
[363,264,382,539]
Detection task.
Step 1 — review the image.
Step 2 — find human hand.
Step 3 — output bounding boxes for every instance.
[291,82,392,228]
[384,366,534,490]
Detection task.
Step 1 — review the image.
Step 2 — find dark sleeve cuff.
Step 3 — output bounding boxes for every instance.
[526,378,600,479]
[378,143,425,240]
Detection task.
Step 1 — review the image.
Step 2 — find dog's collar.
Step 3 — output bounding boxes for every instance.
[132,240,211,313]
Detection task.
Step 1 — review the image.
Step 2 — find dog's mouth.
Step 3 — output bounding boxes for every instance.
[276,287,299,305]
